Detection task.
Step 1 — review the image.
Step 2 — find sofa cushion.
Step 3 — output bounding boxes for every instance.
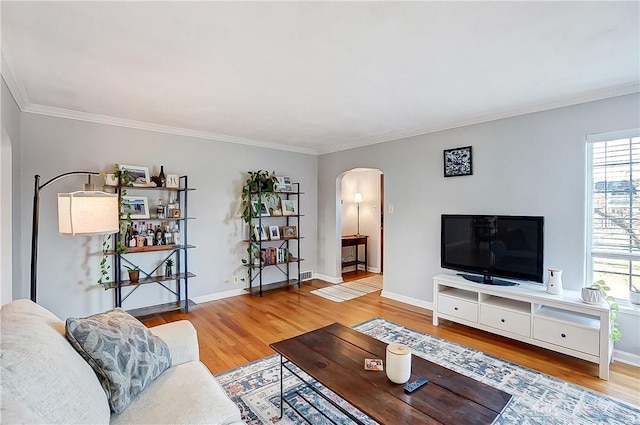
[66,308,172,414]
[0,299,110,424]
[110,361,244,425]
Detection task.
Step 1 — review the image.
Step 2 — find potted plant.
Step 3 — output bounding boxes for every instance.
[124,265,140,283]
[630,284,640,305]
[98,165,133,289]
[590,280,622,342]
[240,171,279,275]
[165,258,174,277]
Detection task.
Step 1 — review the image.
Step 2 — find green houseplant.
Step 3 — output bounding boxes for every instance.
[590,280,622,342]
[124,265,140,283]
[240,171,279,272]
[165,258,174,277]
[98,164,133,288]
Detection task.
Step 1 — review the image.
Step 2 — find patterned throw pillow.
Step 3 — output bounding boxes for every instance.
[65,308,172,413]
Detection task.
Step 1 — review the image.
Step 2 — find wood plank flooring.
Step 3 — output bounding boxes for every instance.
[142,273,640,406]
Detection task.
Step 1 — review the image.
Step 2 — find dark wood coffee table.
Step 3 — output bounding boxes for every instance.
[269,323,512,425]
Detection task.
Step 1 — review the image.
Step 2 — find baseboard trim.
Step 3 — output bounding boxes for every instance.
[613,349,640,367]
[380,290,433,311]
[314,273,343,284]
[191,289,246,304]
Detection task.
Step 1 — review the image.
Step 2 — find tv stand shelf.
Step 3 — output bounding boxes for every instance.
[433,274,613,380]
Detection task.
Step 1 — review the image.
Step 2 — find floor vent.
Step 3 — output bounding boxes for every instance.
[300,270,313,281]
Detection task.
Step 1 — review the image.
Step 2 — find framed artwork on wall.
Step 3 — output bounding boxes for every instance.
[443,146,473,177]
[121,196,150,219]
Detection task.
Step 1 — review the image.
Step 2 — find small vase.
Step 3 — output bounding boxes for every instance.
[165,266,173,277]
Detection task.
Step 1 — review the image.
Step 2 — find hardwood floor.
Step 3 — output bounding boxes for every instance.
[143,274,640,406]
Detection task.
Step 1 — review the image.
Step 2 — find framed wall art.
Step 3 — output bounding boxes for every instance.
[282,225,297,238]
[121,196,150,219]
[443,146,473,177]
[118,164,151,186]
[282,199,298,216]
[268,225,280,240]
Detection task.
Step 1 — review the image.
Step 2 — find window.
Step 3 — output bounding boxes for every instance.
[588,130,640,300]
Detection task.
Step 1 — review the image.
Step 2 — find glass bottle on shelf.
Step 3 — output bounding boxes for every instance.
[157,199,165,219]
[146,223,154,246]
[159,166,166,187]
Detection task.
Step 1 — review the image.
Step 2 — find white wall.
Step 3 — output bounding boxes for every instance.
[318,93,640,357]
[1,77,21,304]
[17,113,317,318]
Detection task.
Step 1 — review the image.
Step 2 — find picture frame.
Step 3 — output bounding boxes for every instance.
[268,225,280,240]
[443,146,473,177]
[118,164,152,187]
[282,225,297,238]
[166,174,179,188]
[121,196,150,219]
[251,200,270,216]
[253,224,268,241]
[275,176,293,192]
[281,199,298,216]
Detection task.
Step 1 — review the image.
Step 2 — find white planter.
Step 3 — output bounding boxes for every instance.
[630,290,640,305]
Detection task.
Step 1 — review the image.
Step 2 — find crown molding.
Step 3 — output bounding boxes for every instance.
[316,83,640,154]
[1,47,29,109]
[21,103,318,155]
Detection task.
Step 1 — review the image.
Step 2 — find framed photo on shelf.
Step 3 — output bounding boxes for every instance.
[166,174,179,188]
[275,176,293,192]
[282,199,298,216]
[118,164,152,187]
[282,225,297,238]
[269,225,280,240]
[121,196,150,219]
[443,146,473,177]
[251,200,270,216]
[253,224,268,241]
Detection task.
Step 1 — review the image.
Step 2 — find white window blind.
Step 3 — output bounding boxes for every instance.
[589,132,640,299]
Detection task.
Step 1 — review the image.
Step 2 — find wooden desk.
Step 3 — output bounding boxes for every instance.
[270,323,512,424]
[341,235,368,273]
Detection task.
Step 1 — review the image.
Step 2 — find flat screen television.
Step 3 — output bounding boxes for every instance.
[441,214,544,286]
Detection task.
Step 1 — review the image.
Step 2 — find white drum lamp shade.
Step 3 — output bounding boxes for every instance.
[353,192,363,204]
[58,191,119,235]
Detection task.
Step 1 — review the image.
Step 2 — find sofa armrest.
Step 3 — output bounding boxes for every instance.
[149,320,199,366]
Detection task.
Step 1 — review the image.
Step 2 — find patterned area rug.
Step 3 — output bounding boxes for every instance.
[215,318,640,424]
[310,277,382,302]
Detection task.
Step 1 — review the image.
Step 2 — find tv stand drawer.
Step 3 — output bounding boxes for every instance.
[480,304,531,337]
[438,294,478,323]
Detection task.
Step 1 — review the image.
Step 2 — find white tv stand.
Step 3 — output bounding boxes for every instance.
[433,274,613,380]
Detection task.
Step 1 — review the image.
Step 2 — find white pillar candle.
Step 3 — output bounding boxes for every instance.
[385,343,412,384]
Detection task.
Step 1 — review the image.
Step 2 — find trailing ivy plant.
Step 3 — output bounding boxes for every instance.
[590,280,622,342]
[240,171,279,275]
[98,164,133,289]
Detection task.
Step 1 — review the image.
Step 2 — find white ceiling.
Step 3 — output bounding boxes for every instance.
[2,2,639,154]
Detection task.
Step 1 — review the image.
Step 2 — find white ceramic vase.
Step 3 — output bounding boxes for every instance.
[385,343,411,384]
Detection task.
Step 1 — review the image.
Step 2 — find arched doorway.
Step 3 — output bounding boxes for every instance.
[338,168,383,282]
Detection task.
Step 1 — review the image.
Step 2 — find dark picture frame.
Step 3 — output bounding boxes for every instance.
[443,146,473,177]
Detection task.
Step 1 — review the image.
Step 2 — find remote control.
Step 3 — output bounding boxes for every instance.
[404,377,429,394]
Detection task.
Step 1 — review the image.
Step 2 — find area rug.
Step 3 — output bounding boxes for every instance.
[310,277,382,302]
[215,318,640,425]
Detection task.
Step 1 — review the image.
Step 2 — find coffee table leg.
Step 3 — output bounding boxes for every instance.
[279,355,284,418]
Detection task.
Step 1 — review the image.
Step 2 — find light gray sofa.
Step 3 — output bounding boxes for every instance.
[0,299,243,424]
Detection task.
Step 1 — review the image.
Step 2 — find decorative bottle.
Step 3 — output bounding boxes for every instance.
[159,166,166,187]
[156,199,165,219]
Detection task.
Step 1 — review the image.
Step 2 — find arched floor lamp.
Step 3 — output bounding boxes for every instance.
[30,172,119,302]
